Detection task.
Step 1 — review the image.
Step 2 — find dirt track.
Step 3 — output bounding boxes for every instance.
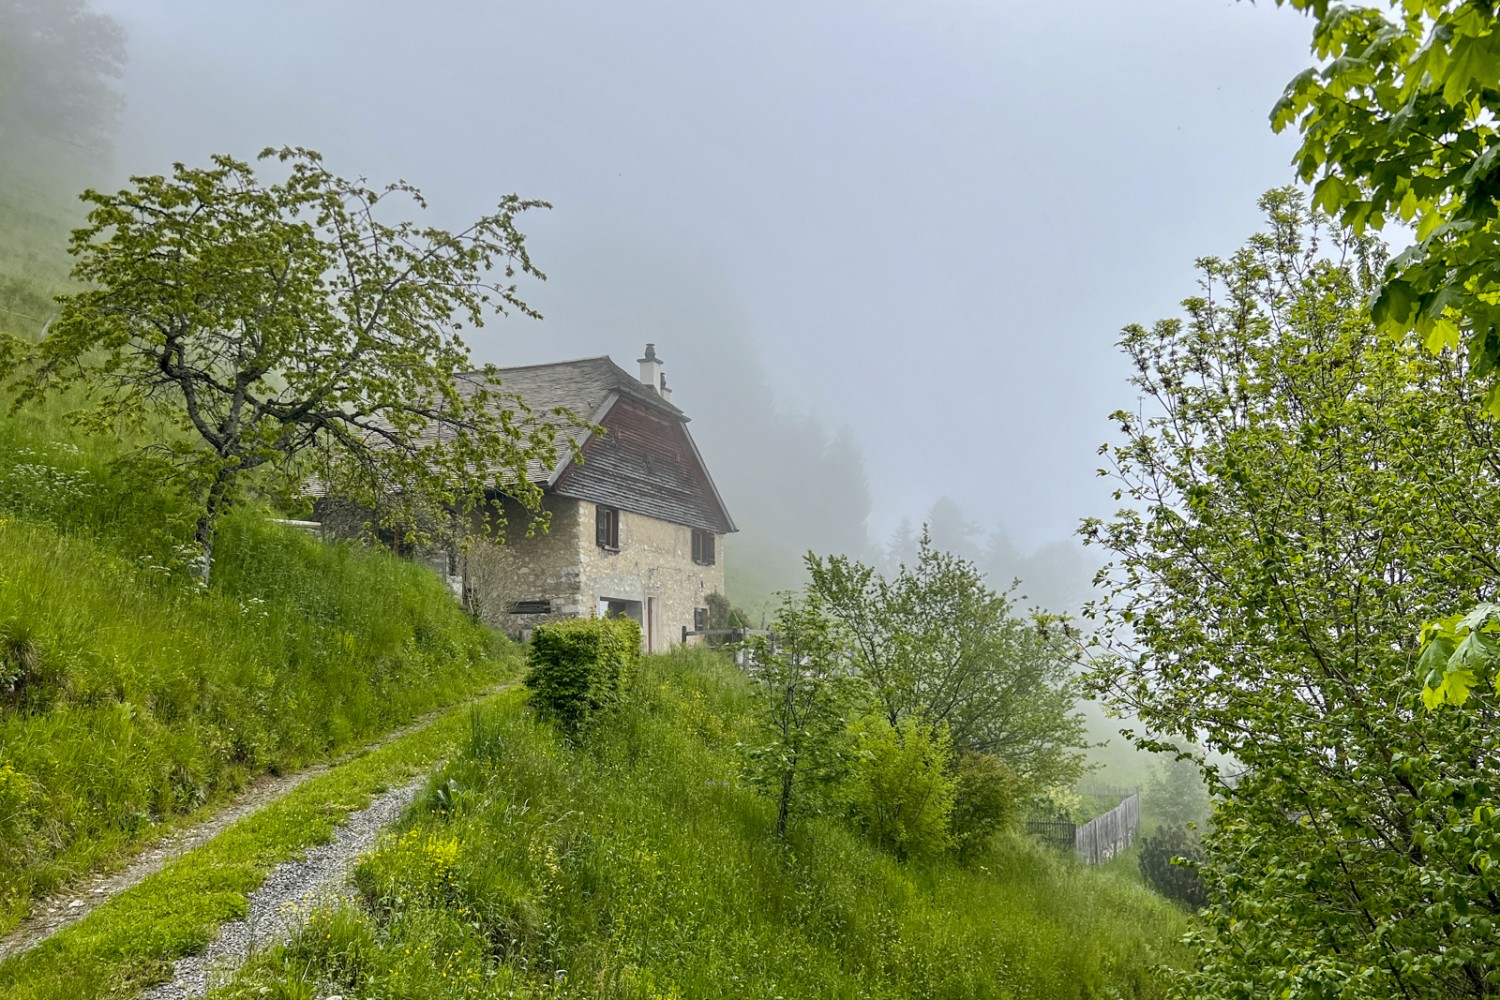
[0,691,491,965]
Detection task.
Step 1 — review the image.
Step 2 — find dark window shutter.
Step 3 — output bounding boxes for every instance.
[691,530,702,563]
[704,532,715,565]
[597,506,611,548]
[694,607,708,631]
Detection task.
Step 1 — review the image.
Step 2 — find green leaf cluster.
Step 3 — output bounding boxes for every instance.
[1273,1,1500,396]
[1419,603,1500,708]
[844,714,957,860]
[1085,191,1500,998]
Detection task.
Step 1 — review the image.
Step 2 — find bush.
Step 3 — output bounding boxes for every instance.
[523,616,641,734]
[845,715,956,859]
[1139,822,1207,910]
[951,751,1024,859]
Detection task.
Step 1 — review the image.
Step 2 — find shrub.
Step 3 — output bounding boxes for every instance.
[523,616,641,734]
[950,751,1024,859]
[1139,822,1207,910]
[845,715,956,859]
[0,624,47,709]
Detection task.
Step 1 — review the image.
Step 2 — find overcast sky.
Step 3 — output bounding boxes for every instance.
[95,0,1313,548]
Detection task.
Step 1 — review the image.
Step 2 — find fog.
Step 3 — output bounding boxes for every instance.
[30,0,1313,609]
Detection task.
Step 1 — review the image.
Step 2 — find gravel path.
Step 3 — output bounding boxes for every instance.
[0,688,501,965]
[142,775,426,999]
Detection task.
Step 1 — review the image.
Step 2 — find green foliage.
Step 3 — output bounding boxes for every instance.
[3,147,570,578]
[807,534,1088,789]
[1084,191,1500,998]
[741,594,861,835]
[1026,783,1087,825]
[950,751,1024,860]
[523,616,641,736]
[844,714,956,860]
[706,590,751,629]
[1418,602,1500,708]
[1271,2,1500,394]
[205,650,1187,1000]
[1137,824,1206,912]
[1269,3,1500,714]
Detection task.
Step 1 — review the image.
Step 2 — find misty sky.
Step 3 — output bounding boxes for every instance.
[94,0,1312,549]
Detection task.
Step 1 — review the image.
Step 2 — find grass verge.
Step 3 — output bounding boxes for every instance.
[0,687,522,1000]
[211,651,1186,1000]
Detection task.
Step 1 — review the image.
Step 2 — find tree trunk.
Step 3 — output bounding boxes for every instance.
[777,769,793,837]
[193,466,237,586]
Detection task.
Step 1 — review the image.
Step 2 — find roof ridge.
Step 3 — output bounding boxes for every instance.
[460,355,613,376]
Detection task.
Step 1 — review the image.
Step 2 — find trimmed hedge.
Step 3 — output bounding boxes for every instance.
[523,617,641,733]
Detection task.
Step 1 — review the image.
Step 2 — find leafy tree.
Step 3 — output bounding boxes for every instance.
[807,533,1088,789]
[1146,747,1211,829]
[844,714,956,860]
[1083,190,1500,998]
[705,591,750,631]
[741,594,861,836]
[3,148,566,581]
[1267,2,1500,711]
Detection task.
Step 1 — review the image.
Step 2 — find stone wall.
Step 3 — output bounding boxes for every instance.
[461,494,587,632]
[575,501,725,652]
[465,494,725,649]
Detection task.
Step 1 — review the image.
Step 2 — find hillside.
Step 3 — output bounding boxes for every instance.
[0,188,1185,999]
[0,407,519,935]
[210,649,1186,1000]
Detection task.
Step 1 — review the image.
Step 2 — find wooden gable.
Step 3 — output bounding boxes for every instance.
[552,394,734,534]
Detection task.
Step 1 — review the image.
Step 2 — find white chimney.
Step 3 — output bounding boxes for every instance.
[638,343,663,393]
[659,374,672,403]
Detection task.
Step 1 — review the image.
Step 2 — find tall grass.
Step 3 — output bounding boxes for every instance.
[213,649,1186,999]
[0,413,516,933]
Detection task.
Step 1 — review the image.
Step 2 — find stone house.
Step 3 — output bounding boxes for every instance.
[459,345,736,650]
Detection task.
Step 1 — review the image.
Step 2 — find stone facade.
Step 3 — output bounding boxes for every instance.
[463,494,724,651]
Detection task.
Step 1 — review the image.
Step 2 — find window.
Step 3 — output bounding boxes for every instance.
[596,505,620,550]
[510,600,552,615]
[694,607,709,631]
[692,529,715,566]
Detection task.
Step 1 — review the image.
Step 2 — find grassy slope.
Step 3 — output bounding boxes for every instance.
[0,412,517,933]
[0,417,518,931]
[0,690,521,1000]
[214,650,1187,1000]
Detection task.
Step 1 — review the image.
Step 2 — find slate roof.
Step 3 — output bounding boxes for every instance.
[479,355,735,533]
[485,355,685,422]
[459,356,675,482]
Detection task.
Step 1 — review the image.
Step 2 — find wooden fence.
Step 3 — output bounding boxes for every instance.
[1023,818,1077,852]
[1074,792,1141,864]
[1025,792,1142,864]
